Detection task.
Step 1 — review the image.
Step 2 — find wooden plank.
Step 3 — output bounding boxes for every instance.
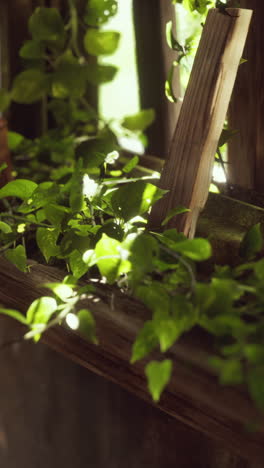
[133,0,180,158]
[0,256,263,463]
[148,8,252,237]
[228,0,264,192]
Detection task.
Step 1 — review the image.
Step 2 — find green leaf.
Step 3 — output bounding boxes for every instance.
[155,319,183,352]
[19,40,45,59]
[8,131,24,151]
[122,155,139,174]
[239,223,263,260]
[36,227,60,262]
[0,221,12,234]
[171,238,212,261]
[254,259,264,281]
[69,249,89,279]
[165,63,178,103]
[29,7,65,44]
[135,282,170,319]
[218,128,238,148]
[0,308,28,325]
[85,0,117,26]
[77,309,97,344]
[95,234,121,284]
[244,345,264,364]
[161,206,190,226]
[247,366,264,410]
[5,245,27,272]
[111,181,166,221]
[43,283,73,301]
[84,30,120,56]
[44,204,69,226]
[85,63,118,85]
[0,89,11,112]
[122,109,155,132]
[52,63,87,99]
[11,69,50,104]
[131,321,159,363]
[69,168,85,212]
[145,360,173,402]
[0,179,37,200]
[26,296,57,325]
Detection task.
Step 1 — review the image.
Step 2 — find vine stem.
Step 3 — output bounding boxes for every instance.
[68,0,82,58]
[0,213,53,228]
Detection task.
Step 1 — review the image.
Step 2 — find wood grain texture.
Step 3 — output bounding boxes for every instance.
[0,256,263,463]
[228,0,264,192]
[149,8,252,237]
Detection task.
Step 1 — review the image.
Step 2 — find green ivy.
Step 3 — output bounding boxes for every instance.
[0,0,264,411]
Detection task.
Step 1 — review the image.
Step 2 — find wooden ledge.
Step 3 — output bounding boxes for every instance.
[0,256,263,463]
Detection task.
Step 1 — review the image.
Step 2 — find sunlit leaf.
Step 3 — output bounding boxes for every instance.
[145,360,173,402]
[5,245,27,272]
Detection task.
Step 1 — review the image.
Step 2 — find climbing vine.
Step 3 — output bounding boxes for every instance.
[1,0,264,411]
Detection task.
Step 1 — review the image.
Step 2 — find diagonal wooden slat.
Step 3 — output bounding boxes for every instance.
[148,8,252,237]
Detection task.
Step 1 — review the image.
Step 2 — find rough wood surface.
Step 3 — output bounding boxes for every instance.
[0,256,263,463]
[149,8,252,237]
[228,0,264,192]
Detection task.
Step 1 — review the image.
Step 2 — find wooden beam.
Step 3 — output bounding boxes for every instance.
[148,8,252,237]
[228,0,264,192]
[133,0,180,158]
[0,256,263,463]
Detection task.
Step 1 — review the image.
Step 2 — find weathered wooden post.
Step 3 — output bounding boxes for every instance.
[228,0,264,192]
[149,8,252,237]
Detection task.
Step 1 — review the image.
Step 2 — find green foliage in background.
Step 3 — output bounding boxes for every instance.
[1,0,264,413]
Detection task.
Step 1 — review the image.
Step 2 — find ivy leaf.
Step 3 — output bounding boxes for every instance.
[239,223,263,260]
[77,309,97,344]
[161,206,190,226]
[0,179,37,200]
[145,360,173,402]
[11,69,50,104]
[95,234,121,284]
[19,40,45,59]
[122,155,139,174]
[85,0,117,26]
[85,63,118,85]
[26,296,57,326]
[111,181,166,221]
[43,283,73,301]
[5,245,27,272]
[128,234,158,282]
[0,308,28,325]
[247,366,264,410]
[8,132,24,151]
[36,227,60,262]
[29,7,65,44]
[131,321,159,364]
[69,249,89,279]
[155,319,183,352]
[0,221,12,234]
[70,168,85,212]
[171,238,212,261]
[52,63,87,99]
[84,30,120,56]
[218,128,238,148]
[0,89,11,112]
[122,109,155,132]
[165,62,178,103]
[135,282,170,319]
